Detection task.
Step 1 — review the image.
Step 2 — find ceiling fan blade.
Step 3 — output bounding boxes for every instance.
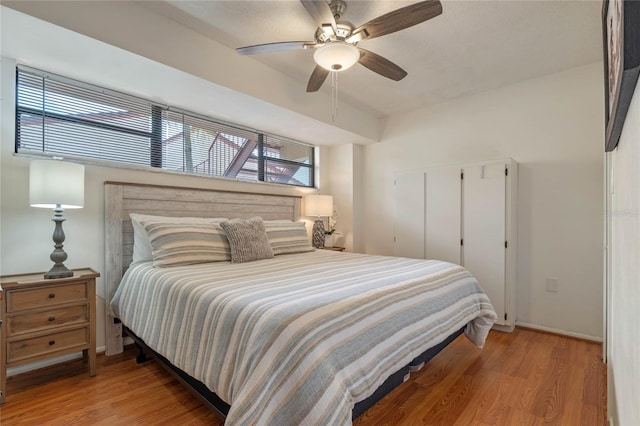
[300,0,337,32]
[349,0,442,42]
[358,48,407,81]
[306,66,330,92]
[236,41,316,55]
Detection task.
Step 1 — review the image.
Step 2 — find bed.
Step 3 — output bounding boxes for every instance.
[104,182,497,425]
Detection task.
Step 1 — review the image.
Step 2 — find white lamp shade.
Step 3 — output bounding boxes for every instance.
[304,194,333,217]
[313,42,360,72]
[30,160,85,209]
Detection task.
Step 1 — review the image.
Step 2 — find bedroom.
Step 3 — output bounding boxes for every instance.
[0,1,637,425]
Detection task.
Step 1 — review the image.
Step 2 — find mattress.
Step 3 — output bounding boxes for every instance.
[111,250,497,425]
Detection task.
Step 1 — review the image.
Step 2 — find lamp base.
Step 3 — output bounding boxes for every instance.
[312,219,325,249]
[44,264,74,279]
[44,205,74,279]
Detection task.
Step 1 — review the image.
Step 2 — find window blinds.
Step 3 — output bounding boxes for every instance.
[16,66,314,187]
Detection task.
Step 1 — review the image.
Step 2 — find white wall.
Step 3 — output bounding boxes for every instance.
[316,144,359,252]
[328,145,354,250]
[606,78,640,426]
[352,144,365,254]
[360,63,604,340]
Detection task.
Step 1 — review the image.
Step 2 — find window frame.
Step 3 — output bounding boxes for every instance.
[15,66,315,188]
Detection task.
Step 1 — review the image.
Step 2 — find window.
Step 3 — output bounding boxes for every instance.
[16,67,314,187]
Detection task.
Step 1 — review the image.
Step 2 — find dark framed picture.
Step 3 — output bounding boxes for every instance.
[602,0,640,152]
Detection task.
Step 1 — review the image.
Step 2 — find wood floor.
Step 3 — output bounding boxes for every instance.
[0,327,606,425]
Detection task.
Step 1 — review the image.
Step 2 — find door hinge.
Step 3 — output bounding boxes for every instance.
[505,168,508,176]
[461,171,464,180]
[460,238,464,246]
[505,241,508,248]
[504,313,508,321]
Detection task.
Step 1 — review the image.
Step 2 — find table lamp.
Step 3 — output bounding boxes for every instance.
[304,194,333,248]
[30,159,85,279]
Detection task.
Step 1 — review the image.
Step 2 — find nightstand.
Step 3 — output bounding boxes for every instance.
[321,246,345,252]
[0,268,99,404]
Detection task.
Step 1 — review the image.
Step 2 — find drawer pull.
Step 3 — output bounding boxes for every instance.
[48,316,56,322]
[49,340,56,346]
[48,293,56,299]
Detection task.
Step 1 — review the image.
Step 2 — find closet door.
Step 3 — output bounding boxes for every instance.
[394,171,425,258]
[463,163,507,324]
[425,168,462,264]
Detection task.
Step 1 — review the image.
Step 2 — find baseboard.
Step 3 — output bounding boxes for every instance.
[492,323,515,333]
[7,345,107,377]
[608,363,619,426]
[515,322,603,342]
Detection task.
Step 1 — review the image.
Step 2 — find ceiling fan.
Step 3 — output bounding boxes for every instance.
[236,0,443,92]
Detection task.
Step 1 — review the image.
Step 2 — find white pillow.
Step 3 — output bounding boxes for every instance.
[130,214,227,263]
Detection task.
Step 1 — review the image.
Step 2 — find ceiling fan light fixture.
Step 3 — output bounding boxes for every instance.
[313,42,359,72]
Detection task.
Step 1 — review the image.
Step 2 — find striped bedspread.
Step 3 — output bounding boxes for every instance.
[111,250,496,425]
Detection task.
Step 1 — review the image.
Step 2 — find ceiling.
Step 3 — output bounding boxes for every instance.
[140,0,604,118]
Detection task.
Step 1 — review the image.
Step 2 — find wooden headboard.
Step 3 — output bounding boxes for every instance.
[104,181,302,355]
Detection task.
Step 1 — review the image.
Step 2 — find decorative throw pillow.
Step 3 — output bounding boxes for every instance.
[264,220,314,255]
[130,214,227,263]
[220,217,274,263]
[142,221,231,267]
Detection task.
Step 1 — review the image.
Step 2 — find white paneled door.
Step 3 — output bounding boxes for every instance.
[394,159,517,331]
[425,168,462,264]
[462,163,507,324]
[394,171,425,258]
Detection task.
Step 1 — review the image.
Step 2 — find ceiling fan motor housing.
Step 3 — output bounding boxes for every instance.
[315,22,354,43]
[315,0,353,43]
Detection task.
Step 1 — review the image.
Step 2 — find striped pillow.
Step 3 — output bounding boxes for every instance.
[130,214,227,263]
[142,221,231,267]
[264,220,314,255]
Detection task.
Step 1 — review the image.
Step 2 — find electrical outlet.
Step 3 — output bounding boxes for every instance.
[546,277,558,293]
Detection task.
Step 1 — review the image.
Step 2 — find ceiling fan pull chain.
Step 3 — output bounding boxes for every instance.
[331,71,338,123]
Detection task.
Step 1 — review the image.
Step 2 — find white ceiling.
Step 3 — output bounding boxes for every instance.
[140,0,604,118]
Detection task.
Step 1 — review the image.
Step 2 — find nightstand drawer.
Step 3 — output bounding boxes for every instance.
[6,282,88,312]
[7,327,89,364]
[7,305,89,337]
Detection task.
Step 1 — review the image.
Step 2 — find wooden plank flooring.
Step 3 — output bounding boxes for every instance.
[0,328,606,425]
